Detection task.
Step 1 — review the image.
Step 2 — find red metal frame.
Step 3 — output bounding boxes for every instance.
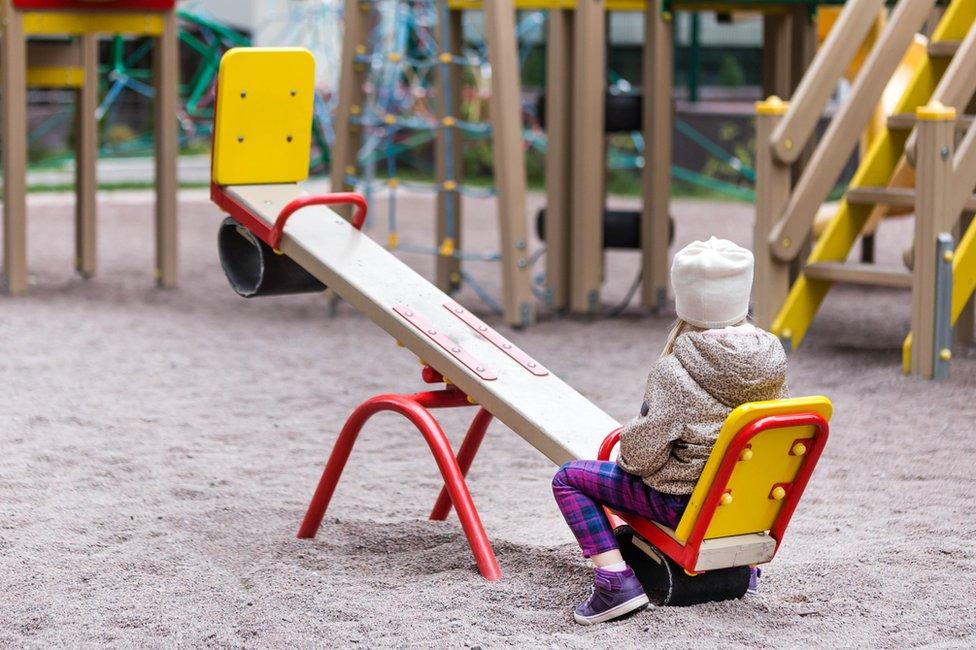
[598,412,829,574]
[211,183,368,253]
[13,0,175,9]
[297,368,501,581]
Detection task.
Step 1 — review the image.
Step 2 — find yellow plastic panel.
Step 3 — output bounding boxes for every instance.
[22,13,164,36]
[673,396,832,542]
[212,48,315,186]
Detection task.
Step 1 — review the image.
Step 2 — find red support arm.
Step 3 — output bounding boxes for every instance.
[269,192,368,251]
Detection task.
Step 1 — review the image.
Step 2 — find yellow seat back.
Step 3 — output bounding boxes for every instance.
[673,396,832,542]
[212,48,315,186]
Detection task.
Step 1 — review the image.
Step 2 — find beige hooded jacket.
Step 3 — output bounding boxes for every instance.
[617,324,789,495]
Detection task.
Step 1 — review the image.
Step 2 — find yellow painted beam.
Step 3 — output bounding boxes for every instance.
[447,0,791,12]
[22,12,165,36]
[25,65,84,88]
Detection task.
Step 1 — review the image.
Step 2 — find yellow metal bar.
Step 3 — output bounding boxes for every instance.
[24,65,84,88]
[22,12,165,36]
[448,0,791,11]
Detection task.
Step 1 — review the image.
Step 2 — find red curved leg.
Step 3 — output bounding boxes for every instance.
[430,408,493,521]
[296,394,502,581]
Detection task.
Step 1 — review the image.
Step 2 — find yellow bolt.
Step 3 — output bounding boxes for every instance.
[395,340,404,347]
[355,45,366,55]
[792,442,807,456]
[387,178,399,189]
[387,232,399,250]
[784,139,794,151]
[350,105,361,115]
[466,395,478,405]
[943,250,955,263]
[720,492,733,506]
[272,248,283,256]
[388,52,402,63]
[739,448,753,461]
[442,116,456,127]
[771,486,787,501]
[345,165,356,175]
[439,237,456,257]
[384,114,396,125]
[781,328,793,341]
[782,237,792,248]
[449,272,461,284]
[940,348,952,361]
[662,11,673,22]
[443,180,458,191]
[439,52,452,63]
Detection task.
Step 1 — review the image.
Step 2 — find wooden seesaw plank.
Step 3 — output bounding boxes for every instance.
[225,183,620,464]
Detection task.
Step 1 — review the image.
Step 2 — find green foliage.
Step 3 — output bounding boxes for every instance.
[716,55,745,87]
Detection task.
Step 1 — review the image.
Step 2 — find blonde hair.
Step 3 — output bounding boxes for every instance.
[660,316,751,358]
[660,319,703,358]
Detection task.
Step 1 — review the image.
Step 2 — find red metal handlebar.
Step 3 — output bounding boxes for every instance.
[269,192,368,251]
[598,427,623,462]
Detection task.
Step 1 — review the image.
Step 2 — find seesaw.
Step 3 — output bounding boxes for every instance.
[210,47,832,604]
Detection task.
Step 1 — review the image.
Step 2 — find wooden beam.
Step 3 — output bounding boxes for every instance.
[484,0,536,326]
[1,0,29,294]
[569,0,605,315]
[544,8,574,312]
[911,107,955,377]
[153,10,179,288]
[641,0,673,311]
[75,34,98,278]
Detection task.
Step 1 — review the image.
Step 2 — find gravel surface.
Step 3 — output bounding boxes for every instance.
[1,190,974,647]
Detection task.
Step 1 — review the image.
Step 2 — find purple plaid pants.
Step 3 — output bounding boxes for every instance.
[552,460,689,557]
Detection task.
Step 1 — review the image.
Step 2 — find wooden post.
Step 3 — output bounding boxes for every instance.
[483,0,535,327]
[544,8,573,312]
[568,0,605,315]
[153,10,179,288]
[911,103,956,378]
[1,0,29,294]
[753,97,792,331]
[434,7,464,294]
[762,12,792,100]
[75,34,99,279]
[641,0,673,311]
[330,0,370,202]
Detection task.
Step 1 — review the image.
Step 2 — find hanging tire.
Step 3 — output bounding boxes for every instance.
[615,526,751,606]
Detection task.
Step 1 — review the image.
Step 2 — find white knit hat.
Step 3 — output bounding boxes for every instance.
[671,237,754,329]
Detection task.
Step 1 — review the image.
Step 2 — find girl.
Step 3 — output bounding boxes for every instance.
[552,237,789,625]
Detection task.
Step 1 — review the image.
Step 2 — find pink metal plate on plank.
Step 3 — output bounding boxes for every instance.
[443,301,549,377]
[394,305,497,381]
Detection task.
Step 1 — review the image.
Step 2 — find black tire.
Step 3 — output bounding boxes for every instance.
[615,526,751,607]
[536,93,643,134]
[536,209,675,249]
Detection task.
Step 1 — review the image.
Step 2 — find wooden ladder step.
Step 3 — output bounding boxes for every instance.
[845,186,976,211]
[804,262,913,289]
[887,113,975,131]
[928,40,960,57]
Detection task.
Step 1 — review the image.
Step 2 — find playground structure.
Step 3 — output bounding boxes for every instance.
[0,0,179,293]
[753,0,976,379]
[210,47,833,602]
[330,1,851,326]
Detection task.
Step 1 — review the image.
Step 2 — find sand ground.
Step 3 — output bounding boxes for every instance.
[1,189,975,648]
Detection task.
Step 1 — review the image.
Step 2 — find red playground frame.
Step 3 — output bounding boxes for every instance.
[597,411,830,574]
[296,365,502,581]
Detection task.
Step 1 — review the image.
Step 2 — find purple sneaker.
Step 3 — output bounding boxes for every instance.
[747,567,762,595]
[573,567,649,625]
